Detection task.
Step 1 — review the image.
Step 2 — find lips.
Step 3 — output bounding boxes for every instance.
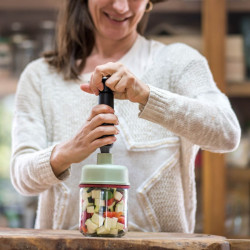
[104,12,129,22]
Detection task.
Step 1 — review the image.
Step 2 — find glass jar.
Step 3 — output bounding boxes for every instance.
[79,153,130,237]
[79,185,129,237]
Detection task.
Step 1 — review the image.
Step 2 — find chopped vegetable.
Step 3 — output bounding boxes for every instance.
[87,187,95,193]
[107,197,114,206]
[91,213,105,227]
[118,216,125,224]
[88,196,94,204]
[115,202,124,213]
[92,189,101,199]
[108,201,116,212]
[103,190,114,200]
[97,225,110,235]
[95,198,105,207]
[116,222,124,230]
[103,211,122,218]
[81,225,88,233]
[110,228,118,235]
[87,206,94,213]
[114,191,123,201]
[80,187,127,237]
[85,219,98,233]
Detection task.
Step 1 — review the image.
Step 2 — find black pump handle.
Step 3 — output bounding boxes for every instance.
[99,76,114,153]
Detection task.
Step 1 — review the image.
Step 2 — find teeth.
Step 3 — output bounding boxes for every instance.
[109,15,126,22]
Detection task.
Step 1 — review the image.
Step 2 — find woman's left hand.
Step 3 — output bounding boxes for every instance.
[80,62,150,105]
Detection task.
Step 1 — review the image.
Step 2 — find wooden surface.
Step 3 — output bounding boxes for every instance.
[227,239,250,250]
[0,228,231,250]
[202,0,226,236]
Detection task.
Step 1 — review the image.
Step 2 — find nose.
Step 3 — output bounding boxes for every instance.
[112,0,129,14]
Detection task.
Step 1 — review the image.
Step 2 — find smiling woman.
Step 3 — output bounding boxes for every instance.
[88,0,147,40]
[10,0,240,234]
[44,0,156,80]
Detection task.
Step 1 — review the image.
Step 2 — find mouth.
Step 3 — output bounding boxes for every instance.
[104,12,129,22]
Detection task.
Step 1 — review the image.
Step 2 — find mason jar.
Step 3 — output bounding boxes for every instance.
[79,153,130,237]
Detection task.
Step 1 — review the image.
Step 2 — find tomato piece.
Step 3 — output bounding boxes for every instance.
[115,212,123,217]
[81,211,92,224]
[118,216,125,224]
[81,225,88,233]
[103,212,113,218]
[107,198,114,206]
[103,211,123,218]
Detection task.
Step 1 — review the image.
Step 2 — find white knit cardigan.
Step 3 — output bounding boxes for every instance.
[10,36,241,233]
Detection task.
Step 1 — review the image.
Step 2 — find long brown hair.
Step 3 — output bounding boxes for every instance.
[44,0,150,81]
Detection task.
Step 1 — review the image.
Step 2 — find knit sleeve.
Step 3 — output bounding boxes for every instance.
[139,47,241,153]
[10,61,70,196]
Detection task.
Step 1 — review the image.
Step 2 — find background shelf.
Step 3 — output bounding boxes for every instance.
[0,0,60,10]
[227,82,250,97]
[154,0,250,13]
[0,76,18,97]
[0,0,250,13]
[227,168,250,182]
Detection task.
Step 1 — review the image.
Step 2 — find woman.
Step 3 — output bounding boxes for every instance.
[11,0,240,233]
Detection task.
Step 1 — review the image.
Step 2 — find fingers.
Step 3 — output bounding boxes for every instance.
[90,62,121,94]
[80,84,94,94]
[81,61,149,103]
[85,104,119,141]
[105,72,123,92]
[89,136,117,152]
[87,104,115,122]
[91,113,119,128]
[84,104,119,152]
[87,125,119,143]
[65,104,119,164]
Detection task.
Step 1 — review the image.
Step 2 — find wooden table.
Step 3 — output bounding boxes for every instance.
[0,228,249,250]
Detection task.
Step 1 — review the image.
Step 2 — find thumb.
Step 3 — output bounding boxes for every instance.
[80,84,95,94]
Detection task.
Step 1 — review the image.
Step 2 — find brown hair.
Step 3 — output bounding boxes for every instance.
[44,0,150,81]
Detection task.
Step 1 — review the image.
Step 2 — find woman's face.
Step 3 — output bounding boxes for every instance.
[88,0,148,41]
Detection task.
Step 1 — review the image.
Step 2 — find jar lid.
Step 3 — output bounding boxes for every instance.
[80,153,130,185]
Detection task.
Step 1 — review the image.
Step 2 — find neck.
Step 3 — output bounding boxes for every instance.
[92,32,138,60]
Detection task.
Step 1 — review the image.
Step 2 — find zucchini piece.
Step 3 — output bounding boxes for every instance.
[88,196,94,204]
[87,187,95,193]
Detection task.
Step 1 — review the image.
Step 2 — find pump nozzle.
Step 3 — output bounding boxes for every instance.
[99,76,114,154]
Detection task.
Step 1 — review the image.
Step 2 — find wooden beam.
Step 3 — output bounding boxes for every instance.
[202,0,226,236]
[0,0,60,10]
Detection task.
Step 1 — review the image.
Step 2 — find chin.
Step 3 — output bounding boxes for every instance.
[102,31,131,41]
[100,25,129,38]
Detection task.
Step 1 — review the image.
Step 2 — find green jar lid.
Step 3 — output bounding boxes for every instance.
[80,153,130,185]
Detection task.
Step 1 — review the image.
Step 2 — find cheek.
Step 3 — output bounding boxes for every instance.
[130,11,146,28]
[88,5,95,22]
[87,1,101,26]
[130,3,147,25]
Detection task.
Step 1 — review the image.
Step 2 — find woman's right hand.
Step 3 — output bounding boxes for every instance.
[50,104,119,177]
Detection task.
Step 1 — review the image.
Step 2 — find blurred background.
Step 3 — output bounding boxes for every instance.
[0,0,250,238]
